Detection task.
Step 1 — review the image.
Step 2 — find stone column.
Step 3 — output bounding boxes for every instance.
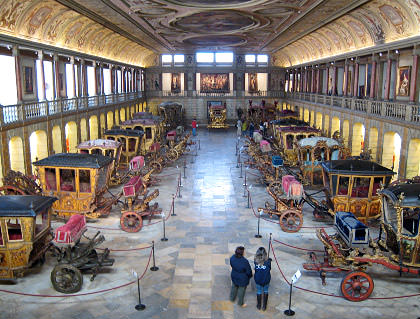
[81,59,87,96]
[370,55,377,99]
[316,68,320,93]
[93,61,98,96]
[332,65,337,95]
[311,68,315,93]
[109,64,114,94]
[343,62,349,96]
[38,50,46,101]
[353,61,359,97]
[384,55,392,101]
[70,57,76,98]
[410,52,419,103]
[13,46,23,103]
[53,54,60,99]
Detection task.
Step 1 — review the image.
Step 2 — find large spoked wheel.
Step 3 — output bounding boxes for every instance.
[268,181,283,196]
[340,271,374,302]
[167,150,178,162]
[0,185,26,195]
[51,264,83,294]
[149,161,162,173]
[279,209,303,233]
[120,211,143,233]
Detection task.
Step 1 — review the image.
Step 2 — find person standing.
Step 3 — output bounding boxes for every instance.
[230,246,252,307]
[192,118,197,136]
[254,247,271,311]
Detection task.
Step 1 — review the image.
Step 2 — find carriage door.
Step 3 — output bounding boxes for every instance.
[45,167,59,211]
[59,168,78,215]
[348,176,370,222]
[78,169,92,213]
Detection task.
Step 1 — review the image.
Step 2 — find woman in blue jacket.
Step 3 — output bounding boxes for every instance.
[254,247,271,311]
[230,246,252,307]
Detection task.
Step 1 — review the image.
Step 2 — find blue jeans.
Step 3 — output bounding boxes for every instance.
[256,283,269,294]
[192,127,196,136]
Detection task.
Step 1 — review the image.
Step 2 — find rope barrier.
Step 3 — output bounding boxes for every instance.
[0,247,153,298]
[272,238,324,253]
[97,244,152,252]
[270,239,420,300]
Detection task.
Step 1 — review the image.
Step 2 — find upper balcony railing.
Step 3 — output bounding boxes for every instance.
[286,92,420,125]
[147,90,285,98]
[0,92,143,126]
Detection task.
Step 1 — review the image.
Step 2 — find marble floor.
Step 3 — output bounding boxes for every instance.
[1,129,420,319]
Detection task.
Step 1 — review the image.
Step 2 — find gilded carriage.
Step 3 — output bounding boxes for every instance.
[77,139,122,177]
[120,118,163,154]
[0,195,56,280]
[158,101,184,130]
[321,160,395,223]
[303,181,420,302]
[297,137,346,185]
[275,109,299,121]
[208,105,229,128]
[33,153,116,219]
[103,129,144,166]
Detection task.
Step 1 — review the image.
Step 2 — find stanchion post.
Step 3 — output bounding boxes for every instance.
[179,171,183,188]
[198,139,200,150]
[255,210,262,238]
[236,153,240,168]
[171,194,176,216]
[161,213,168,241]
[247,189,250,208]
[243,170,247,186]
[150,241,159,271]
[183,160,186,179]
[267,233,272,258]
[235,141,238,155]
[135,277,146,311]
[239,163,243,178]
[284,283,295,316]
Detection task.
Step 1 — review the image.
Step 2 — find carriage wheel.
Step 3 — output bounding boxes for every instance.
[268,181,283,196]
[167,150,178,162]
[120,211,143,232]
[51,264,83,294]
[0,185,26,195]
[340,271,374,302]
[149,161,162,173]
[279,209,303,233]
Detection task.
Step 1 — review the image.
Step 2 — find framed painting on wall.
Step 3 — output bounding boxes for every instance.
[200,73,229,92]
[171,73,181,93]
[24,66,33,94]
[248,73,258,92]
[396,66,410,96]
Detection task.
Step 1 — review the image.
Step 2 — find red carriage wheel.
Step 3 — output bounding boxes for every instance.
[279,209,303,233]
[120,211,143,232]
[340,271,374,302]
[0,185,26,195]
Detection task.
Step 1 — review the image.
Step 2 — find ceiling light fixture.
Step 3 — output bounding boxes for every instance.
[350,57,354,61]
[379,52,383,57]
[395,49,399,54]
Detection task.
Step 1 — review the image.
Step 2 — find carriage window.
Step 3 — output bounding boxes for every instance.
[35,209,49,235]
[105,149,114,157]
[371,177,382,196]
[60,169,75,192]
[330,174,337,195]
[337,176,350,195]
[79,170,91,193]
[296,135,305,141]
[146,128,152,139]
[0,225,3,245]
[401,208,420,237]
[107,136,115,141]
[352,177,370,198]
[385,176,392,187]
[118,137,126,151]
[382,196,398,231]
[79,149,89,154]
[128,138,137,152]
[134,126,143,131]
[45,167,57,191]
[91,148,102,155]
[286,135,294,149]
[308,134,315,138]
[7,218,23,241]
[314,147,326,162]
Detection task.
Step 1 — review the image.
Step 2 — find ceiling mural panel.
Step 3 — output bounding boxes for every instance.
[274,0,420,67]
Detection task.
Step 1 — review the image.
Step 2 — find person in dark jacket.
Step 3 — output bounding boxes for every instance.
[230,246,252,307]
[254,247,271,311]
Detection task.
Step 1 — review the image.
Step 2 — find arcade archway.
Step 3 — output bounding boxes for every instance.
[65,122,78,153]
[351,123,365,156]
[9,137,25,173]
[406,139,420,178]
[89,116,99,140]
[52,125,62,154]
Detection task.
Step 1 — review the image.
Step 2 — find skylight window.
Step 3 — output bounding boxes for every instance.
[215,52,233,63]
[196,52,214,63]
[257,54,268,63]
[245,54,256,63]
[174,54,184,63]
[162,54,172,64]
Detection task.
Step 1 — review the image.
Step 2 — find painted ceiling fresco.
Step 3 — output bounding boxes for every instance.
[0,0,419,68]
[0,0,156,67]
[273,0,420,67]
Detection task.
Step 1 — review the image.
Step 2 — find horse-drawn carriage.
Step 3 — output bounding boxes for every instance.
[0,196,113,293]
[158,101,183,130]
[208,105,229,129]
[275,109,299,121]
[303,181,420,301]
[103,129,144,167]
[33,153,116,219]
[120,119,163,155]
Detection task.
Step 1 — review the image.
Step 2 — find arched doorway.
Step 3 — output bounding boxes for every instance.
[304,109,309,122]
[406,139,420,178]
[351,123,365,156]
[115,111,120,125]
[107,111,114,129]
[80,118,87,142]
[299,108,303,120]
[126,106,130,119]
[324,114,330,136]
[310,111,315,126]
[89,116,98,140]
[100,113,106,137]
[65,122,78,153]
[52,125,62,154]
[29,130,48,173]
[120,108,126,122]
[130,105,135,117]
[9,137,25,173]
[331,117,340,136]
[342,120,349,147]
[316,112,322,130]
[382,132,401,176]
[368,127,378,161]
